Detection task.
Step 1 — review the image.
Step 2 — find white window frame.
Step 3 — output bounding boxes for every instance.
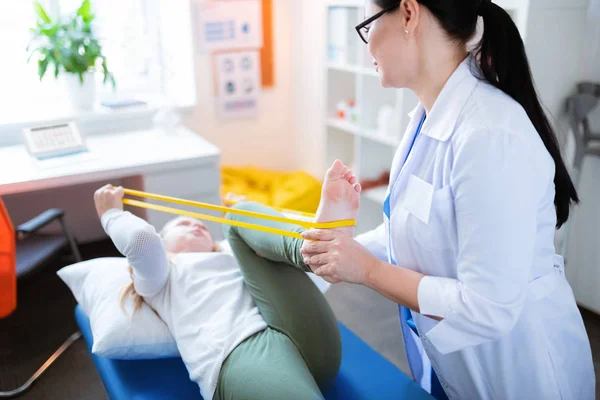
[0,0,196,146]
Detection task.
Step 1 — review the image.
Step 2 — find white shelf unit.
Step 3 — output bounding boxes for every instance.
[325,3,418,233]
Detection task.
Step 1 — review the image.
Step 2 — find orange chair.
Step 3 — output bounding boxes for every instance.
[0,197,16,319]
[0,197,82,397]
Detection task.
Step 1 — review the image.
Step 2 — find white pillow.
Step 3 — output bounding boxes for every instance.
[57,257,179,359]
[57,244,331,360]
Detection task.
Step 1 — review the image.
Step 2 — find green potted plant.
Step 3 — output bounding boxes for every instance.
[27,0,116,110]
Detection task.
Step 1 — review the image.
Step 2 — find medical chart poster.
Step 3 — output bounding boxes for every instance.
[215,51,260,119]
[196,0,263,52]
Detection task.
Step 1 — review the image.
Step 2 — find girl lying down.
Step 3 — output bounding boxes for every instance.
[93,160,362,400]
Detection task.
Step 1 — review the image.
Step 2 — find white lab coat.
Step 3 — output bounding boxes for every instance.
[356,55,595,399]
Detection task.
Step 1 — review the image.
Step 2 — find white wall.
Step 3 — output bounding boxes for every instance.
[567,154,600,314]
[563,1,600,313]
[290,0,328,178]
[525,0,590,142]
[580,14,600,82]
[182,0,296,171]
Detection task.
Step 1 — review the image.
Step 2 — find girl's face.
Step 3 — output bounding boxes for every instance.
[161,217,215,253]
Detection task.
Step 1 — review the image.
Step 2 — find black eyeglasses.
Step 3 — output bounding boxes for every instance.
[355,5,400,44]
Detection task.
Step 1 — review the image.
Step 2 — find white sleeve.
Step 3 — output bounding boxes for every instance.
[418,129,542,354]
[355,223,388,262]
[101,209,170,297]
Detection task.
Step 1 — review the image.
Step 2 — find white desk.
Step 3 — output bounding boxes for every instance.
[0,126,222,242]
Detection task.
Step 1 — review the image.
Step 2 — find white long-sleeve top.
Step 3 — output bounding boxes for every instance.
[101,209,267,400]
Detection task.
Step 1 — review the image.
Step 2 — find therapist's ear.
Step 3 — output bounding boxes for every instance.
[399,0,421,36]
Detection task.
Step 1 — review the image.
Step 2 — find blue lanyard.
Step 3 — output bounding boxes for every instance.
[386,113,426,328]
[407,113,426,163]
[383,113,448,400]
[384,113,426,220]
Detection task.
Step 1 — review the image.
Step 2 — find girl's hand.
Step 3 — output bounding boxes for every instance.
[94,184,124,218]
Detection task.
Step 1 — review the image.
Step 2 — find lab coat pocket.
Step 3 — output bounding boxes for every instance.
[400,176,454,252]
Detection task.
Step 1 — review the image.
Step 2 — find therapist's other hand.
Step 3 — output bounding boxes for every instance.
[301,229,378,285]
[94,184,124,218]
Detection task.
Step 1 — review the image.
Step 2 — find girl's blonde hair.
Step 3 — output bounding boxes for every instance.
[120,266,145,316]
[119,241,221,315]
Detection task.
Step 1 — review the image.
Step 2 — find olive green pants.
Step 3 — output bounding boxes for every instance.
[215,202,341,399]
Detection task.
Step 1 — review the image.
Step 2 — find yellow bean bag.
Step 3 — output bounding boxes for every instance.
[221,167,322,214]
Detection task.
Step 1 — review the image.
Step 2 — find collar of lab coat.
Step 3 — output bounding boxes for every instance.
[408,54,481,142]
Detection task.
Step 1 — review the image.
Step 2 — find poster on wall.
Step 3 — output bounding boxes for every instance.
[215,51,260,119]
[196,0,263,52]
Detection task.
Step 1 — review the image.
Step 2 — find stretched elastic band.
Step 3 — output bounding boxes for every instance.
[122,189,355,239]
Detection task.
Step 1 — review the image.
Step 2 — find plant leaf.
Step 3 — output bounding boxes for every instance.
[33,2,51,24]
[38,58,49,81]
[28,0,110,84]
[27,48,40,63]
[77,0,94,23]
[40,23,59,38]
[101,57,107,81]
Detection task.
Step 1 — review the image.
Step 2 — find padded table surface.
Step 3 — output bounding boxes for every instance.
[75,305,432,399]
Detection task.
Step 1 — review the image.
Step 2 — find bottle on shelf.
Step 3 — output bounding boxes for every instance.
[376,104,396,138]
[336,99,359,124]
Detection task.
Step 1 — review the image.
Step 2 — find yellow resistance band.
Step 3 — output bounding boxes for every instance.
[121,188,355,240]
[223,198,316,219]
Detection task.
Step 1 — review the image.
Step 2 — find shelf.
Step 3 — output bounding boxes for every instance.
[327,62,361,74]
[326,0,363,7]
[327,118,360,134]
[362,130,400,147]
[326,63,379,78]
[327,118,400,147]
[363,186,387,204]
[362,68,379,77]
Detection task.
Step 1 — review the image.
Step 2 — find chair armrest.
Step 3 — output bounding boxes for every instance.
[16,209,64,239]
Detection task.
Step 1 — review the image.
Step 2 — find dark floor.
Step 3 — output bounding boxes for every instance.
[0,241,117,400]
[1,240,598,399]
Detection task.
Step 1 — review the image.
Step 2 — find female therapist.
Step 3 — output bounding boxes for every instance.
[302,0,596,399]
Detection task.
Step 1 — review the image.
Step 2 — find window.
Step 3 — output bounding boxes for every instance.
[58,0,161,98]
[0,0,194,124]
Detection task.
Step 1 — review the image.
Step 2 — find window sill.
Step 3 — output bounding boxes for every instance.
[0,98,168,147]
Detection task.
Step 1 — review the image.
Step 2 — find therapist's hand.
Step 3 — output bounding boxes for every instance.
[94,184,124,218]
[301,229,380,285]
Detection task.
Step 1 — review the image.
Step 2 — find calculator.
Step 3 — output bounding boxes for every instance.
[22,122,88,160]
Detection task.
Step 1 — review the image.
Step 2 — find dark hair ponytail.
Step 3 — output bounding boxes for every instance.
[373,0,579,228]
[476,1,578,228]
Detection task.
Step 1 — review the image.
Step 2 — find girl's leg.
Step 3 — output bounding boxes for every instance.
[215,328,323,400]
[223,202,341,391]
